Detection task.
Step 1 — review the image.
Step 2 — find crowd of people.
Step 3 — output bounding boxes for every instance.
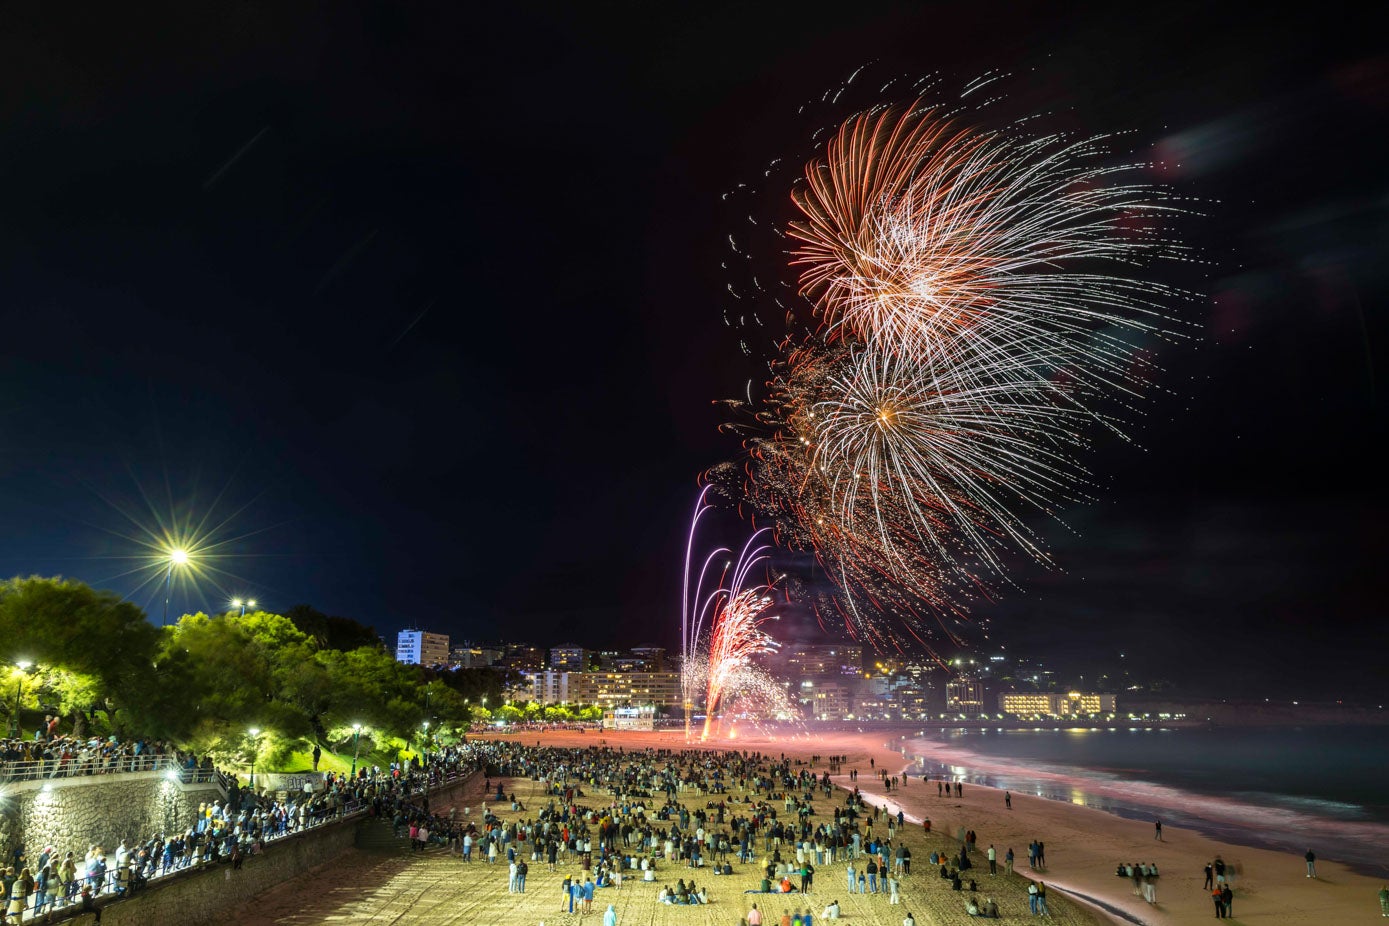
[3,733,1075,924]
[0,724,217,784]
[2,741,482,921]
[1115,860,1160,904]
[416,740,1055,925]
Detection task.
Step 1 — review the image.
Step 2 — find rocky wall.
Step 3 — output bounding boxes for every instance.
[1,774,222,863]
[97,817,361,926]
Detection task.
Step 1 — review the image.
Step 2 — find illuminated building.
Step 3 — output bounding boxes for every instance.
[998,691,1117,717]
[448,642,504,668]
[396,629,449,666]
[945,677,985,717]
[549,644,591,671]
[800,679,853,720]
[777,643,864,677]
[524,670,683,709]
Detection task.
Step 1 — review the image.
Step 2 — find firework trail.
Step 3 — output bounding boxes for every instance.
[717,87,1197,653]
[680,488,797,739]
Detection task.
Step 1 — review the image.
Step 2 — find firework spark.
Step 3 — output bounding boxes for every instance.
[717,88,1197,652]
[679,488,797,739]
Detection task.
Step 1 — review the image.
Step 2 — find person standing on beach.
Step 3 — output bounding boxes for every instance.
[1028,881,1039,915]
[1005,847,1014,875]
[1212,886,1226,918]
[1204,862,1213,890]
[746,903,763,925]
[987,845,997,875]
[1005,791,1011,810]
[1379,883,1389,916]
[846,862,856,893]
[1037,842,1046,868]
[1305,848,1317,878]
[1154,819,1162,841]
[1036,881,1050,917]
[1221,884,1233,916]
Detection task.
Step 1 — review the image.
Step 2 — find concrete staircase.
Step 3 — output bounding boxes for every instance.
[355,818,411,853]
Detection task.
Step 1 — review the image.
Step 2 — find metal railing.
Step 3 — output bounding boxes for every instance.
[0,753,219,785]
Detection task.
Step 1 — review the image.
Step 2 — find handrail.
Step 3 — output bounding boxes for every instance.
[0,753,220,785]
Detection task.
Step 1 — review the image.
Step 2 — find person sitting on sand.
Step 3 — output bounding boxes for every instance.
[822,900,840,920]
[951,873,963,891]
[760,876,773,892]
[675,883,690,904]
[965,898,981,916]
[696,886,709,904]
[781,876,794,893]
[981,897,1000,918]
[658,885,672,904]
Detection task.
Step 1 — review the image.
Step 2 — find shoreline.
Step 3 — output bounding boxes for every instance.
[893,727,1389,879]
[512,727,1385,925]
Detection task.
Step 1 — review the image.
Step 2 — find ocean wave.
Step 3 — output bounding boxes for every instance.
[903,737,1389,869]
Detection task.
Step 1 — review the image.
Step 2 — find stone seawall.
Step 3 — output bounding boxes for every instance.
[97,814,362,926]
[82,769,482,926]
[1,772,223,864]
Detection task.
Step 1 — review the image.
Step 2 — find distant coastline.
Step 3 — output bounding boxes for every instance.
[797,696,1389,730]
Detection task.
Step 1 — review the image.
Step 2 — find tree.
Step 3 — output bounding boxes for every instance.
[0,576,161,735]
[282,604,382,652]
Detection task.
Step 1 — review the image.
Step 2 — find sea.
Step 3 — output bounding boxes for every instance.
[899,725,1389,875]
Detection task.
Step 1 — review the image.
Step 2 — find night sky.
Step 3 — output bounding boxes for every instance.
[2,4,1385,698]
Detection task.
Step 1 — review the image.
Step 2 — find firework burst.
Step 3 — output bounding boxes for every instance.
[716,83,1198,653]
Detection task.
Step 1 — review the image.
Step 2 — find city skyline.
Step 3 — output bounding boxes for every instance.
[1,4,1385,699]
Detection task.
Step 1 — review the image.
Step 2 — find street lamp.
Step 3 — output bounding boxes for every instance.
[350,723,362,778]
[231,598,257,617]
[248,727,261,789]
[162,549,190,626]
[12,660,33,738]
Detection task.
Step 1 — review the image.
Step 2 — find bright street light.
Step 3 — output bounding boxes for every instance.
[231,598,257,617]
[248,727,262,789]
[11,660,34,738]
[351,723,363,778]
[162,549,192,626]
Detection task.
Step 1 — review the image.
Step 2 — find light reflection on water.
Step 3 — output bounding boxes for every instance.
[904,726,1389,871]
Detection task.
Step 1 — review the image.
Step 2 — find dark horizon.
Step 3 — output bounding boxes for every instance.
[1,3,1385,699]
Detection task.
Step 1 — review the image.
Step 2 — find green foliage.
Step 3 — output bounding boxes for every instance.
[282,604,382,652]
[6,576,617,776]
[0,576,162,734]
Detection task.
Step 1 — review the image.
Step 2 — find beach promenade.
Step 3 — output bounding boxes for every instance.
[219,729,1384,925]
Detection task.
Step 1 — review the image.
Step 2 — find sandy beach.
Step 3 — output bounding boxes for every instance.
[224,728,1386,925]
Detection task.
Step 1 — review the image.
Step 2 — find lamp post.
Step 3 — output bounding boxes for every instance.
[248,727,261,789]
[12,660,32,738]
[161,549,190,626]
[350,723,362,778]
[232,598,257,617]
